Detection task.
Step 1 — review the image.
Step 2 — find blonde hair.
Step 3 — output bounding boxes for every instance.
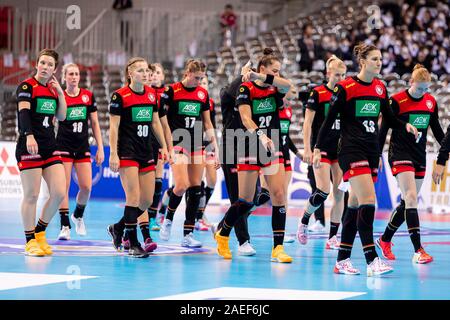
[411,64,431,82]
[125,57,147,84]
[61,63,79,84]
[326,55,346,71]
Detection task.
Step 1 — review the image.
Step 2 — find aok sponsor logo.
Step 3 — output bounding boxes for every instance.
[355,100,380,117]
[36,98,56,114]
[178,102,201,116]
[132,106,153,122]
[280,120,290,134]
[252,97,276,114]
[409,114,430,129]
[67,106,87,120]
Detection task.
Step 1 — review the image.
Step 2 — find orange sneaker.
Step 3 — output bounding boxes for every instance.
[376,237,395,260]
[215,231,232,259]
[35,231,53,255]
[412,248,433,264]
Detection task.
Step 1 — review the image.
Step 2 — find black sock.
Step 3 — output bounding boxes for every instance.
[25,230,35,243]
[315,204,325,226]
[35,219,48,233]
[126,226,139,246]
[139,222,150,241]
[150,178,163,213]
[405,208,421,252]
[184,186,202,236]
[329,222,340,239]
[255,188,270,206]
[272,205,287,247]
[382,199,405,242]
[73,203,86,219]
[148,208,157,219]
[337,207,358,261]
[220,199,254,237]
[59,208,71,228]
[204,186,214,206]
[116,217,125,233]
[357,204,378,264]
[195,183,206,220]
[166,192,183,221]
[159,205,167,217]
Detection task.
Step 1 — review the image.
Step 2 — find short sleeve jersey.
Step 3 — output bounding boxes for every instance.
[389,90,440,164]
[159,82,209,133]
[317,76,389,155]
[235,81,285,138]
[306,84,340,148]
[16,77,59,150]
[57,88,97,149]
[109,85,158,157]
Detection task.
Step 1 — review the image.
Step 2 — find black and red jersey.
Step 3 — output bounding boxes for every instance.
[109,85,158,158]
[315,76,404,155]
[380,90,444,164]
[152,85,165,117]
[56,88,97,150]
[279,105,299,155]
[235,81,285,138]
[306,84,340,149]
[16,77,59,151]
[209,97,216,129]
[159,82,210,133]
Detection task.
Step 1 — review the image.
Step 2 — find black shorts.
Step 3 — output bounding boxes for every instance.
[282,145,292,171]
[119,155,156,173]
[339,151,379,182]
[57,145,91,163]
[151,140,162,165]
[236,138,284,171]
[388,156,426,179]
[319,148,339,164]
[16,139,62,171]
[173,138,205,157]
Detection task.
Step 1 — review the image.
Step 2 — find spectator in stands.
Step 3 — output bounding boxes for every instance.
[220,4,237,47]
[298,23,319,72]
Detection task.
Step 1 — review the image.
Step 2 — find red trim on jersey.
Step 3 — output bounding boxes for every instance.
[237,164,261,171]
[285,165,292,172]
[115,85,157,109]
[279,105,293,120]
[171,82,208,103]
[391,90,437,115]
[241,81,280,100]
[18,155,62,170]
[209,98,215,112]
[120,159,140,167]
[23,77,59,99]
[74,157,91,164]
[61,157,74,163]
[139,165,156,173]
[339,77,387,101]
[343,167,372,181]
[313,85,333,104]
[64,88,94,108]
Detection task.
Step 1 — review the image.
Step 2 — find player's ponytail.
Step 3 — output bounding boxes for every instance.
[353,42,379,68]
[257,47,280,72]
[411,64,431,82]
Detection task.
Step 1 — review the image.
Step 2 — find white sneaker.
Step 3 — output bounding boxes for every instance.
[159,219,172,241]
[70,214,87,236]
[334,258,360,275]
[238,241,256,256]
[284,234,296,243]
[58,226,71,240]
[326,235,340,250]
[181,232,202,248]
[308,220,325,233]
[367,257,394,277]
[296,223,308,245]
[210,223,218,240]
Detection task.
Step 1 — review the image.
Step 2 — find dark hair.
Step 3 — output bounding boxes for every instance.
[257,48,280,72]
[36,48,59,68]
[184,59,206,75]
[225,4,233,9]
[353,42,379,67]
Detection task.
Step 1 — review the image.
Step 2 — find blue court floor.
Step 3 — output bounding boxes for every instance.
[0,198,449,300]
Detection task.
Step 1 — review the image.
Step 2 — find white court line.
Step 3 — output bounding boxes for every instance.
[153,287,366,300]
[0,272,97,291]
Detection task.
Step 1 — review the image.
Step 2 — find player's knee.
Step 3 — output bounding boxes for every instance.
[270,187,285,205]
[404,190,417,207]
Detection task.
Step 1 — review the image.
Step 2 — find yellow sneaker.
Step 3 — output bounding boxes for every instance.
[35,231,53,255]
[215,231,232,259]
[24,239,45,257]
[271,245,293,263]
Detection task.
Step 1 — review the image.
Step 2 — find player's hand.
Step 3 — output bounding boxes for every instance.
[95,148,104,166]
[48,76,63,95]
[260,134,275,153]
[160,147,169,164]
[242,71,261,83]
[26,135,38,155]
[313,148,322,169]
[406,123,419,140]
[109,153,120,172]
[432,164,445,185]
[303,148,313,165]
[240,60,252,76]
[168,148,175,165]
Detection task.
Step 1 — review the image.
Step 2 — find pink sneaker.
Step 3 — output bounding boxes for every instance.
[296,223,308,245]
[326,235,340,250]
[195,219,209,231]
[367,257,394,277]
[143,238,157,253]
[334,258,360,275]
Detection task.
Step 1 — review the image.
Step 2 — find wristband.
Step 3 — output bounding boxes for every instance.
[264,74,274,85]
[18,109,33,136]
[256,129,264,136]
